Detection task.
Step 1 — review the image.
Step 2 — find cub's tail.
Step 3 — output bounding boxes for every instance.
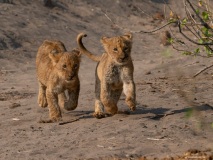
[77,33,101,62]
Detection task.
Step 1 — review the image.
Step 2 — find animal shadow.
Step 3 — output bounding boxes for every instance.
[64,110,94,119]
[132,104,213,120]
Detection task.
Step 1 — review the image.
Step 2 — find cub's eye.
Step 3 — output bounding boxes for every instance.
[62,64,67,69]
[113,48,118,52]
[74,64,78,69]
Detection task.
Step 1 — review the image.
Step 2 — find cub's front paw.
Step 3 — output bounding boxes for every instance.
[38,95,47,108]
[130,105,136,111]
[93,112,105,119]
[38,117,62,123]
[64,101,77,111]
[50,116,62,123]
[49,109,62,122]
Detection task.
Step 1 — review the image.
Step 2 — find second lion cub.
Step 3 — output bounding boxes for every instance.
[36,40,81,122]
[77,33,136,118]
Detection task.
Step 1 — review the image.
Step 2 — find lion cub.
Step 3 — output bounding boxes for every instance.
[77,33,136,118]
[36,40,81,122]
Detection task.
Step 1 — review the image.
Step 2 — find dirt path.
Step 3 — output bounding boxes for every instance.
[0,1,212,159]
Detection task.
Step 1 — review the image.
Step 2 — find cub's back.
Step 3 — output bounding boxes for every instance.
[36,40,66,67]
[36,40,66,85]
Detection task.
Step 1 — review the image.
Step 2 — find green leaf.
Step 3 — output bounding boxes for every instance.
[169,18,176,23]
[204,46,213,55]
[202,11,209,21]
[168,38,174,44]
[183,51,193,55]
[198,0,203,7]
[201,27,209,36]
[198,39,204,44]
[182,18,187,25]
[185,108,193,118]
[195,9,200,14]
[195,48,200,54]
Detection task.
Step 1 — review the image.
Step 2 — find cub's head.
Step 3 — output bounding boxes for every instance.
[49,49,81,82]
[101,33,133,65]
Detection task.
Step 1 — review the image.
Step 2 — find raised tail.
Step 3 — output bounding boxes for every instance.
[77,33,101,62]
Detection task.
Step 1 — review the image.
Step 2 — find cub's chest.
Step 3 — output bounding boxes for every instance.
[52,81,77,93]
[104,65,123,84]
[52,82,65,94]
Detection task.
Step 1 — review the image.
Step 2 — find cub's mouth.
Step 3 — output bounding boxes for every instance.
[115,53,130,64]
[117,57,129,64]
[65,75,76,82]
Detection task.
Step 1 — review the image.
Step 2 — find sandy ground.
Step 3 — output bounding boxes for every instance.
[0,0,212,159]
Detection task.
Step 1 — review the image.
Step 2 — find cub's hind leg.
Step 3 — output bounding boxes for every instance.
[37,81,47,108]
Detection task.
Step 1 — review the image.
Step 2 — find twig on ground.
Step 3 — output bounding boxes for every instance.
[12,118,20,121]
[137,7,152,18]
[193,64,213,77]
[103,10,128,31]
[38,117,80,124]
[38,119,54,123]
[163,111,175,117]
[147,138,161,141]
[58,118,80,125]
[183,61,199,67]
[147,137,168,141]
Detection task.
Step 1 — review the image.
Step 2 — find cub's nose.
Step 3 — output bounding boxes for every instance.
[120,53,129,61]
[68,72,75,80]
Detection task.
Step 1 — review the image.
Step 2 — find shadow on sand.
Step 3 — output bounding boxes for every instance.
[132,103,213,120]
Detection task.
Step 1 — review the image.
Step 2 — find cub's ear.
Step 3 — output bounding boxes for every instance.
[49,50,63,66]
[123,32,133,41]
[100,36,109,44]
[100,37,110,52]
[72,48,81,57]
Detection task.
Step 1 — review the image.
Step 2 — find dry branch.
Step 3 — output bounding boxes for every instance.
[102,10,177,34]
[58,118,80,125]
[193,64,213,77]
[177,20,213,46]
[102,0,213,55]
[186,0,213,31]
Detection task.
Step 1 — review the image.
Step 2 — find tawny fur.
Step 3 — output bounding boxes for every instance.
[36,40,81,122]
[77,33,136,118]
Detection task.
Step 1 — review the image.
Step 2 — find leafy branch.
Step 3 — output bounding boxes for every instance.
[103,0,213,56]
